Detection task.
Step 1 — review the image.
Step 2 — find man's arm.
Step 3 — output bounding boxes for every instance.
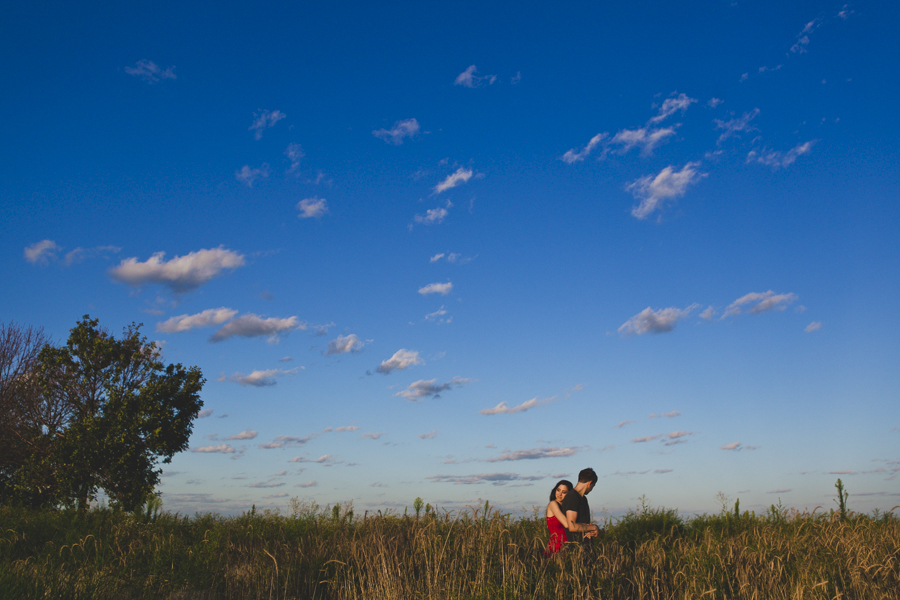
[565,510,598,533]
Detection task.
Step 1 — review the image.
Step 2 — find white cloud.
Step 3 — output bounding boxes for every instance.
[125,59,176,83]
[109,247,245,293]
[561,133,607,164]
[259,434,315,449]
[297,197,329,218]
[285,143,304,172]
[649,93,697,124]
[377,349,423,374]
[419,430,438,439]
[723,291,798,317]
[192,444,236,454]
[157,308,238,333]
[434,168,473,194]
[610,126,677,156]
[427,472,542,485]
[699,306,716,321]
[373,118,420,145]
[249,109,286,140]
[616,420,635,428]
[480,397,546,415]
[721,442,742,450]
[197,409,214,418]
[805,321,822,333]
[418,282,453,296]
[289,455,337,465]
[361,432,383,440]
[220,368,299,387]
[430,253,445,262]
[626,162,705,220]
[226,429,258,440]
[210,314,304,342]
[395,377,470,402]
[707,98,724,108]
[415,206,449,225]
[618,304,698,336]
[631,435,662,443]
[485,446,578,462]
[327,334,365,355]
[249,481,285,488]
[425,306,450,323]
[714,108,760,145]
[649,411,681,419]
[235,164,270,187]
[24,240,61,265]
[296,481,318,488]
[747,141,815,168]
[454,65,496,88]
[511,72,521,84]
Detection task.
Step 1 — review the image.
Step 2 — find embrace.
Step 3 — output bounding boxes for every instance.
[545,467,600,554]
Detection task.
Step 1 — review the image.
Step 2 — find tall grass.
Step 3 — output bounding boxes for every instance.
[1,498,898,599]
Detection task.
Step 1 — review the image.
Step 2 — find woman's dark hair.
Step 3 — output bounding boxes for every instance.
[549,480,574,502]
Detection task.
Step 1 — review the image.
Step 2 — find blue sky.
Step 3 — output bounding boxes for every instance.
[2,0,899,517]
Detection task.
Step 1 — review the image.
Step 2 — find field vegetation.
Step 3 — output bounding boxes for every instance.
[2,485,899,600]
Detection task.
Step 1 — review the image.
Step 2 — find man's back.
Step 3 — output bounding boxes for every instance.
[559,489,591,543]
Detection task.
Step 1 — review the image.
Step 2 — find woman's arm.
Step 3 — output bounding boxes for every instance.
[547,500,569,529]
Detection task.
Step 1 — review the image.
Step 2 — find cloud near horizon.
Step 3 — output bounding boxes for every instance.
[219,368,299,387]
[480,397,549,415]
[109,247,245,293]
[484,446,578,462]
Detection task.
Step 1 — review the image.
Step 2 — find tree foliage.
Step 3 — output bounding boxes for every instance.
[0,316,204,511]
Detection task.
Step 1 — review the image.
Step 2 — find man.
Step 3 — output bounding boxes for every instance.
[559,467,600,543]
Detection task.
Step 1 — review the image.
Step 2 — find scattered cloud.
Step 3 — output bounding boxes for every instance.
[289,455,338,465]
[24,240,62,265]
[210,314,304,343]
[663,431,695,445]
[395,377,470,401]
[619,304,699,336]
[377,349,423,374]
[480,397,549,415]
[424,306,451,323]
[361,432,383,440]
[649,93,697,124]
[767,489,792,494]
[197,409,214,418]
[805,321,822,333]
[249,109,286,140]
[616,420,635,429]
[700,306,716,321]
[721,442,759,451]
[430,253,445,262]
[454,65,496,88]
[418,282,453,296]
[707,98,723,108]
[419,430,438,439]
[434,168,473,194]
[192,444,237,454]
[327,333,365,355]
[610,127,677,156]
[296,481,318,488]
[631,435,662,443]
[235,164,270,187]
[297,197,329,218]
[626,162,705,220]
[285,143,304,172]
[219,368,299,387]
[484,446,578,462]
[157,308,238,333]
[62,245,122,266]
[649,411,680,419]
[561,133,607,164]
[747,141,815,168]
[714,108,760,145]
[249,481,285,488]
[373,118,420,144]
[125,59,176,83]
[427,472,542,485]
[511,71,521,84]
[259,434,315,449]
[110,247,245,293]
[415,205,449,225]
[225,429,258,440]
[723,290,798,317]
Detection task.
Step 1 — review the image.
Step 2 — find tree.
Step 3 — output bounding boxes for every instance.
[0,316,204,511]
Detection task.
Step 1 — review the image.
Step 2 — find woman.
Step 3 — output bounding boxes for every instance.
[545,479,573,554]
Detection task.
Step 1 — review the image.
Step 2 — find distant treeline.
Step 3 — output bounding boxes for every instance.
[1,495,898,600]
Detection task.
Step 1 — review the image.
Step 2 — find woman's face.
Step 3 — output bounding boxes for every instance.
[555,484,569,503]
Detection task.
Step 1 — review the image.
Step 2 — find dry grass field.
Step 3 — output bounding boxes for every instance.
[1,495,898,600]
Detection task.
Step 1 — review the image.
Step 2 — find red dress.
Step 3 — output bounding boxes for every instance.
[546,515,567,554]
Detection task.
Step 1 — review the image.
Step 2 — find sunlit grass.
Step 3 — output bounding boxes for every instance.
[1,496,898,599]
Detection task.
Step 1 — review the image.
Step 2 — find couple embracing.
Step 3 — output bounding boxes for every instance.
[545,467,600,554]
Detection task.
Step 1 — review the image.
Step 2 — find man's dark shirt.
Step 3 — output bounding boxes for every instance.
[559,488,591,543]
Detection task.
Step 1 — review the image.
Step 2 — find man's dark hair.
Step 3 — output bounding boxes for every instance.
[578,467,598,485]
